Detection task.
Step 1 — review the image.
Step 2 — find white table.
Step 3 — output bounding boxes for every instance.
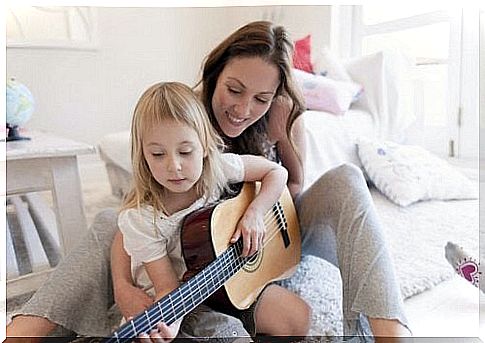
[6,130,95,297]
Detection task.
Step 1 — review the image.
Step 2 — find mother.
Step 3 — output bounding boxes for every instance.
[7,21,409,340]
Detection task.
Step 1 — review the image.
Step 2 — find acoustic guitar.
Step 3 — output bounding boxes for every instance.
[103,182,300,342]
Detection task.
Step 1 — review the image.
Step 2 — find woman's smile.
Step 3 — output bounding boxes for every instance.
[226,110,246,125]
[212,56,279,137]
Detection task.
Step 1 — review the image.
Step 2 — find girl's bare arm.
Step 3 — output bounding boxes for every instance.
[231,155,288,256]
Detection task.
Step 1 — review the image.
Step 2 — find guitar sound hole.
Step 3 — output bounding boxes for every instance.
[243,250,263,273]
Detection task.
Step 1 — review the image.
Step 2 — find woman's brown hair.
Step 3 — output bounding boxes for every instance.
[198,20,305,160]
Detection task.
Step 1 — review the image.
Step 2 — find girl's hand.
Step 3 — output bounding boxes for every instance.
[115,282,154,320]
[231,207,266,257]
[138,318,182,343]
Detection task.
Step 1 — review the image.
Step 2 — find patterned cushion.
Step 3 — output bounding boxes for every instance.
[357,139,478,206]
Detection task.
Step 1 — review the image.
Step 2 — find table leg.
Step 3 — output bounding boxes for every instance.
[49,156,88,255]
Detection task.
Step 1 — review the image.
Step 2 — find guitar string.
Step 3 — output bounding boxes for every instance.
[113,213,284,340]
[107,240,249,342]
[113,213,285,340]
[117,216,282,339]
[129,217,286,338]
[112,239,250,340]
[111,208,288,339]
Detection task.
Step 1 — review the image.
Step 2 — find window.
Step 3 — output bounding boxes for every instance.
[349,6,479,160]
[7,6,98,50]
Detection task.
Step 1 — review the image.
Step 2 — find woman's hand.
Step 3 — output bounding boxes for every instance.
[115,281,154,320]
[138,318,182,343]
[231,207,266,257]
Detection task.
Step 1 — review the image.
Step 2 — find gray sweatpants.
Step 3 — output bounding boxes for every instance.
[296,164,408,335]
[13,163,407,338]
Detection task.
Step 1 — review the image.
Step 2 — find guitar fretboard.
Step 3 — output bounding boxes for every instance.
[104,239,250,343]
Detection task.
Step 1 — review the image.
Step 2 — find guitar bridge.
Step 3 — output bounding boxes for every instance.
[272,202,290,248]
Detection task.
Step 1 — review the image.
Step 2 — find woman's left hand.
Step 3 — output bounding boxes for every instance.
[231,207,266,257]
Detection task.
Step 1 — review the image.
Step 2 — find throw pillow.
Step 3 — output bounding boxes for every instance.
[357,139,478,206]
[313,46,353,82]
[293,69,363,115]
[293,34,313,73]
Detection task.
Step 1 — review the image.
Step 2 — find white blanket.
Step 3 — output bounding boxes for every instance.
[302,108,375,190]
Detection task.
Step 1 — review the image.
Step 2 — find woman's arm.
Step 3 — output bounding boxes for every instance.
[267,96,306,200]
[230,155,288,257]
[111,231,154,319]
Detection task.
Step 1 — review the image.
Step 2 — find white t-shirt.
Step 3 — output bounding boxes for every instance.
[118,153,244,296]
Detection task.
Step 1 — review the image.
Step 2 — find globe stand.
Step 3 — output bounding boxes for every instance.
[6,123,31,142]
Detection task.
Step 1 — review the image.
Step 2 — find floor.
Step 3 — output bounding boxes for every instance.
[6,152,484,340]
[399,160,484,340]
[404,276,482,339]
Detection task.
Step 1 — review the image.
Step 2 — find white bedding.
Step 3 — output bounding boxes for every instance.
[302,107,375,190]
[99,131,132,173]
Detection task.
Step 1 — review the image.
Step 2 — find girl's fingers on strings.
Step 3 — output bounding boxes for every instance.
[149,329,167,343]
[250,229,259,256]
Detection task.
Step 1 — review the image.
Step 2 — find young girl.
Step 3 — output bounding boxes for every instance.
[117,81,311,341]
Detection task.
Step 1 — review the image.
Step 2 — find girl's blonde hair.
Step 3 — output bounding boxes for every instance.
[122,82,228,214]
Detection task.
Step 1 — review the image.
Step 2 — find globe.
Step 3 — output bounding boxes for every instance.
[6,77,35,141]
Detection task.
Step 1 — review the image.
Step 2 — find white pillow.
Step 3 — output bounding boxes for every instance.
[357,139,478,206]
[345,51,416,141]
[313,46,353,82]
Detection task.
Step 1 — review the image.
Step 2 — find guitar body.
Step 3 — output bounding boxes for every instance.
[103,183,300,343]
[181,182,301,316]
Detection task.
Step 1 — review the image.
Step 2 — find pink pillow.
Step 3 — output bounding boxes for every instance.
[293,69,363,115]
[293,35,313,73]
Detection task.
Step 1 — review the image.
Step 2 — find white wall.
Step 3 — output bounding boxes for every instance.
[6,6,331,145]
[480,9,485,161]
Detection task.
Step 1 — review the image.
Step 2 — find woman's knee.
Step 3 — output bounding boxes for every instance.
[298,163,369,215]
[321,163,365,188]
[303,163,365,199]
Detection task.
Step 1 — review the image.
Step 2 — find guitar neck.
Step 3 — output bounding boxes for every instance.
[104,240,248,342]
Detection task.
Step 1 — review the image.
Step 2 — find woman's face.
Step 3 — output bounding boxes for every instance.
[211,56,280,138]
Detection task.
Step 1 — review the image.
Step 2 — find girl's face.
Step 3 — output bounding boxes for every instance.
[211,56,280,138]
[143,119,204,199]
